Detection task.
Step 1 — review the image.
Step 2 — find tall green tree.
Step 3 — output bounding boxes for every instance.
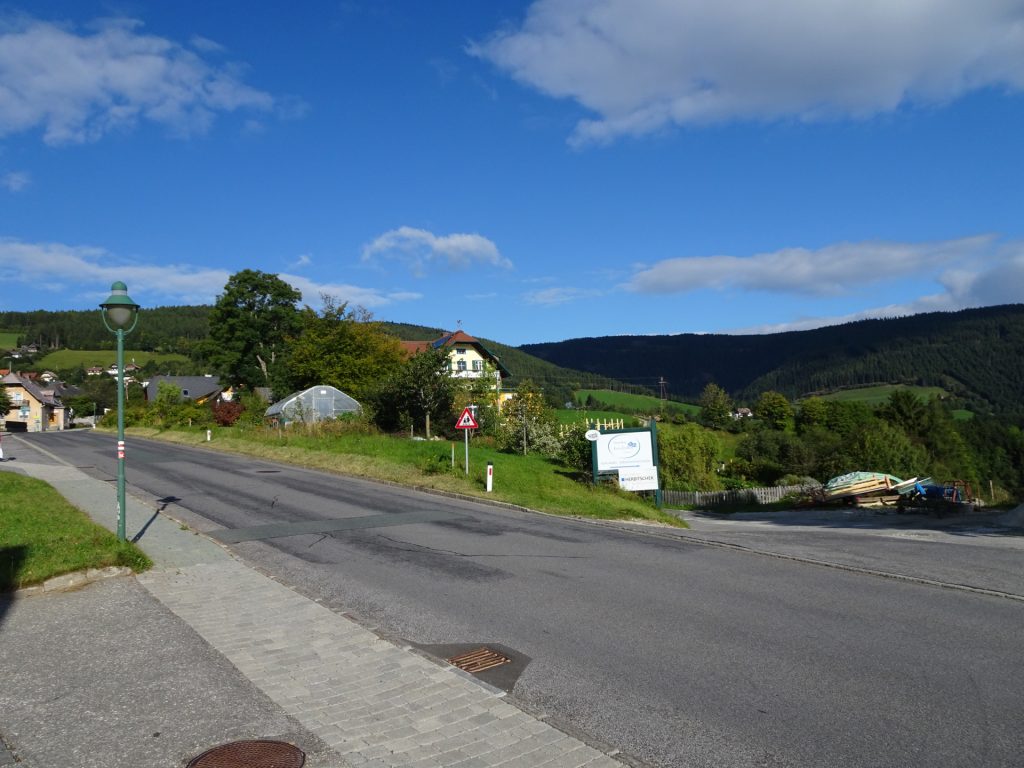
[207,270,300,391]
[0,385,12,417]
[698,383,733,429]
[878,389,927,436]
[755,390,794,430]
[796,395,829,434]
[278,298,404,401]
[371,347,457,438]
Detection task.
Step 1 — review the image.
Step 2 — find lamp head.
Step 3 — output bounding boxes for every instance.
[100,281,140,328]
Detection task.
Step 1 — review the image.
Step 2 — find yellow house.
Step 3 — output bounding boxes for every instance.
[400,330,511,393]
[2,372,68,432]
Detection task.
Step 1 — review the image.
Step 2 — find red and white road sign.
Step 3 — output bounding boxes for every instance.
[455,407,479,430]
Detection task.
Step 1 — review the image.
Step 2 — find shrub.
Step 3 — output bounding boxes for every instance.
[211,400,243,426]
[557,422,593,479]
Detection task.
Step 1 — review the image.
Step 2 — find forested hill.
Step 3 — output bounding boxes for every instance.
[0,306,211,354]
[519,305,1024,416]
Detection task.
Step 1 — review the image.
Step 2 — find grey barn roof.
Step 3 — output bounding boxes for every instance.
[145,375,223,402]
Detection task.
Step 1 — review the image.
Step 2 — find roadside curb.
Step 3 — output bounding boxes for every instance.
[12,565,134,598]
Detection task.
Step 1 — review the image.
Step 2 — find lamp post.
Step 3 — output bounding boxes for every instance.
[100,282,140,542]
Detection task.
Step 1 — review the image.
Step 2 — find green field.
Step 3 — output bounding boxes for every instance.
[0,331,20,350]
[816,384,949,407]
[34,349,190,370]
[576,389,701,417]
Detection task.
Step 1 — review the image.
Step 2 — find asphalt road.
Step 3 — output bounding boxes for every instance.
[15,430,1024,768]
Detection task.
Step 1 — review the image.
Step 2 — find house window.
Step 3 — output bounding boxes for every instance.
[456,348,466,354]
[12,392,22,403]
[457,360,467,372]
[472,360,483,372]
[182,389,190,397]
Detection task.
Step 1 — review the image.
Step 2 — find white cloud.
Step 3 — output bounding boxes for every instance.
[471,0,1024,145]
[278,273,421,309]
[0,238,421,310]
[624,236,994,296]
[361,226,512,276]
[0,16,275,144]
[1,170,29,191]
[724,243,1024,333]
[289,253,312,269]
[0,238,230,303]
[524,286,603,306]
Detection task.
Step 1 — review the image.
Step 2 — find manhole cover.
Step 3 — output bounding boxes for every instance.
[187,740,305,768]
[447,646,512,673]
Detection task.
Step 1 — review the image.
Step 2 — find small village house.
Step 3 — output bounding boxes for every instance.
[400,330,512,404]
[1,371,68,432]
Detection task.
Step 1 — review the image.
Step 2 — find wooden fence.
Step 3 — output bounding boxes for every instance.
[663,483,819,509]
[558,419,625,436]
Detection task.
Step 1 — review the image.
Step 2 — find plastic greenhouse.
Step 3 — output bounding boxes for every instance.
[264,385,361,425]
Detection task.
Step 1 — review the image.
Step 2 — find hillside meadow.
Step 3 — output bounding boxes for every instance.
[816,384,949,406]
[34,349,190,370]
[576,389,701,418]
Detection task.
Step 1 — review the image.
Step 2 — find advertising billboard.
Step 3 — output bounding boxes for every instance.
[595,429,654,472]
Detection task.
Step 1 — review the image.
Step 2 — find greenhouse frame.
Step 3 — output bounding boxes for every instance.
[264,385,361,425]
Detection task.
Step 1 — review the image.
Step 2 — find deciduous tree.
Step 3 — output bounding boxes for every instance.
[698,383,733,429]
[208,270,300,391]
[278,298,404,401]
[755,390,794,430]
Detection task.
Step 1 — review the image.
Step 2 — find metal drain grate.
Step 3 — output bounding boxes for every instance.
[186,739,305,768]
[447,646,512,673]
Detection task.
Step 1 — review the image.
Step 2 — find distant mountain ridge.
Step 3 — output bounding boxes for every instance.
[519,304,1024,417]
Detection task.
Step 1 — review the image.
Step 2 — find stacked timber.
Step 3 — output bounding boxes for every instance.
[822,471,904,504]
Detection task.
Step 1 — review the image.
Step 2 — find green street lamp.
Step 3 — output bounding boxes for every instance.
[100,281,140,542]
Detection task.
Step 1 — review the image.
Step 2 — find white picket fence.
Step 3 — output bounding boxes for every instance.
[558,419,625,436]
[663,483,819,509]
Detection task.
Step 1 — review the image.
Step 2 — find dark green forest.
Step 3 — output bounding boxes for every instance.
[0,306,211,355]
[520,305,1024,420]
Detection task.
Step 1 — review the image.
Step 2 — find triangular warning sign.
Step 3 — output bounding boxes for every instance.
[455,407,479,429]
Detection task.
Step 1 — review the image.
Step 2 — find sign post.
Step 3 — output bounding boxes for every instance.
[455,406,479,474]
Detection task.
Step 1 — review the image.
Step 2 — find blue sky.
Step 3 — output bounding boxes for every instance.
[1,1,1023,345]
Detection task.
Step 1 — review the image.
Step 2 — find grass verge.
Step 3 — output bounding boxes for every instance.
[124,425,686,527]
[0,473,152,591]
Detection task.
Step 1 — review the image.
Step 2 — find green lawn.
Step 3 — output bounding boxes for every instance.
[816,384,949,407]
[125,425,685,527]
[576,389,700,417]
[0,473,151,591]
[34,349,190,370]
[0,331,20,350]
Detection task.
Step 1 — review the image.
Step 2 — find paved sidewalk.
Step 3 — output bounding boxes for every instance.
[1,455,628,768]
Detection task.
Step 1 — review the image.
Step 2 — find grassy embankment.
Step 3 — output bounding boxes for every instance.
[576,389,701,419]
[34,349,190,370]
[0,473,151,591]
[0,331,20,350]
[126,424,684,527]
